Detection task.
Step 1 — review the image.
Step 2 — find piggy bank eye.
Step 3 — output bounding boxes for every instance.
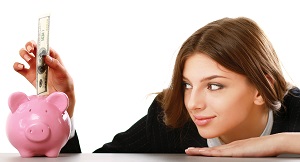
[29,109,32,112]
[45,110,48,113]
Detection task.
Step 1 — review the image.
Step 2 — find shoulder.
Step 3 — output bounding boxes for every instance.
[287,86,300,96]
[146,94,164,119]
[272,86,300,133]
[282,86,300,108]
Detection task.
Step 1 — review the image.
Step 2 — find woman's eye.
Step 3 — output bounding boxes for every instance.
[183,82,192,89]
[208,83,223,91]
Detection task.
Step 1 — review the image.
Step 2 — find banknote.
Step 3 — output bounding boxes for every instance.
[36,14,50,95]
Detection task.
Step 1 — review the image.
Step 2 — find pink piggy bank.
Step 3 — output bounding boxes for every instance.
[6,92,71,158]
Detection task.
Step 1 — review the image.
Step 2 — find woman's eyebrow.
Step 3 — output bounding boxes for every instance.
[200,75,229,82]
[182,75,229,82]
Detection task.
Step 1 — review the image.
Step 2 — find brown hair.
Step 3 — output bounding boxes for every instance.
[157,17,289,128]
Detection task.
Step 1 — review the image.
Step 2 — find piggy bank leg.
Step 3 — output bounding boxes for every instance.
[18,149,35,158]
[45,148,61,158]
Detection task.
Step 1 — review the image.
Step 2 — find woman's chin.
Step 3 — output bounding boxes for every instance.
[197,129,219,139]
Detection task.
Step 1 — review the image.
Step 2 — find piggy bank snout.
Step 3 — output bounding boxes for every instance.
[25,123,50,142]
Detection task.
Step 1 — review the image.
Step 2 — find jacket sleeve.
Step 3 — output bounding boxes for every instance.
[60,130,82,153]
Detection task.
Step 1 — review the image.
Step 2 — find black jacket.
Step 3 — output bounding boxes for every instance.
[61,87,300,153]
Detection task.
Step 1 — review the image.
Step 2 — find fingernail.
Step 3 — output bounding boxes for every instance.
[26,46,32,52]
[17,64,24,69]
[46,55,53,62]
[24,54,31,62]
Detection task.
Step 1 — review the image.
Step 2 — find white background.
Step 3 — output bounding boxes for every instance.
[0,0,299,153]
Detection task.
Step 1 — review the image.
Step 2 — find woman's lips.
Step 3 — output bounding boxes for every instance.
[193,115,216,126]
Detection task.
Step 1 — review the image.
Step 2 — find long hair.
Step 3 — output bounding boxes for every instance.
[158,17,288,128]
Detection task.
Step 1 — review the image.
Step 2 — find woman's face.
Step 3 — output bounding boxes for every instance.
[183,53,268,143]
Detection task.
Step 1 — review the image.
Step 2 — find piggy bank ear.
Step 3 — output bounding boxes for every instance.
[8,92,30,113]
[46,92,69,113]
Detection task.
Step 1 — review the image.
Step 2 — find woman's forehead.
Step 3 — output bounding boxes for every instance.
[182,53,245,81]
[183,54,229,74]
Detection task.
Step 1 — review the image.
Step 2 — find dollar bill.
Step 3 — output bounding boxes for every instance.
[36,15,50,95]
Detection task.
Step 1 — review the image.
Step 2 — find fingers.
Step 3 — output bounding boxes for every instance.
[19,41,37,69]
[22,40,63,65]
[13,62,25,72]
[17,40,66,75]
[185,143,239,156]
[13,62,30,79]
[19,48,35,63]
[18,40,64,69]
[16,41,37,77]
[185,147,233,157]
[25,40,37,55]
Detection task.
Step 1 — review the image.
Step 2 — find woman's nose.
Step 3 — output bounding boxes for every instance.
[186,89,206,110]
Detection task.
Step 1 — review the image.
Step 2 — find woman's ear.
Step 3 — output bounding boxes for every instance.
[254,89,265,106]
[254,74,274,106]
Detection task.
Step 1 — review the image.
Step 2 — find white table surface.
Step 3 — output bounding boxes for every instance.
[1,153,300,162]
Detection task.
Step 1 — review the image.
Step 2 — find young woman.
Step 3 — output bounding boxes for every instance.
[14,17,300,157]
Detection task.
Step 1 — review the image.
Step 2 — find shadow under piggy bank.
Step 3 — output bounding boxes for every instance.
[6,92,71,158]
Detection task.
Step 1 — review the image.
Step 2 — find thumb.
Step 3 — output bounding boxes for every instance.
[45,55,65,72]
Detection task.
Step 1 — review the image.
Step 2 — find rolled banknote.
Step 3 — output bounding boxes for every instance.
[36,14,50,95]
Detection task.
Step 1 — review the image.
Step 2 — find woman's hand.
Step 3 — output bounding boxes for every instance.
[185,133,291,157]
[13,40,75,117]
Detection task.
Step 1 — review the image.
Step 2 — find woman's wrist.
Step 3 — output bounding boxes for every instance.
[272,133,286,155]
[275,132,300,155]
